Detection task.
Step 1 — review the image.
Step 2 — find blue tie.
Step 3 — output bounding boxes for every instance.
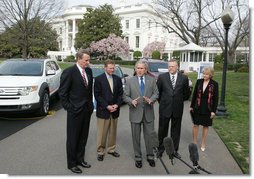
[140,76,145,96]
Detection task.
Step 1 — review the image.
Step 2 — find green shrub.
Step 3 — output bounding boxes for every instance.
[65,55,75,62]
[237,66,249,73]
[214,63,223,71]
[152,50,160,59]
[114,56,123,61]
[133,50,142,60]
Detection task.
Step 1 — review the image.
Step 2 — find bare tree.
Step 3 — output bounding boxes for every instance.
[0,0,64,58]
[152,0,249,63]
[204,0,249,64]
[152,0,220,45]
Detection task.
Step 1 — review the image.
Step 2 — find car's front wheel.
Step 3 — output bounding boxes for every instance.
[37,90,49,116]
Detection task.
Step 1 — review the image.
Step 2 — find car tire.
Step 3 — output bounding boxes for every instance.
[37,90,49,116]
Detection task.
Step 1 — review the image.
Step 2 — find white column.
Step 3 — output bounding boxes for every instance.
[65,20,69,51]
[72,19,76,48]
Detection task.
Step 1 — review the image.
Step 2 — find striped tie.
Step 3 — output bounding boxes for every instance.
[82,69,88,87]
[171,75,175,89]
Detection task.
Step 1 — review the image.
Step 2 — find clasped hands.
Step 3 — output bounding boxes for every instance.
[107,104,118,112]
[131,96,152,107]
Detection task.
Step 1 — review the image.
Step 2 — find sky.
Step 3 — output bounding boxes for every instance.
[65,0,152,8]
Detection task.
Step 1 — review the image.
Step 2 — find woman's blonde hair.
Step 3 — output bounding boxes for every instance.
[203,67,214,78]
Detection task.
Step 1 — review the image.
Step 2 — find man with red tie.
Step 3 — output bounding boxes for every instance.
[59,49,94,174]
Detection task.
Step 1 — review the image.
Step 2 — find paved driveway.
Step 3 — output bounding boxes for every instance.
[0,67,243,175]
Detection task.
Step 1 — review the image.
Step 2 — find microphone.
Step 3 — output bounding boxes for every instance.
[150,131,170,174]
[188,143,199,167]
[163,137,175,164]
[163,137,198,174]
[188,143,212,174]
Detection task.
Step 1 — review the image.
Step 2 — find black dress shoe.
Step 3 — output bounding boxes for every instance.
[79,161,91,168]
[69,166,82,174]
[97,154,104,161]
[135,161,142,168]
[108,151,120,157]
[173,151,181,159]
[147,159,155,167]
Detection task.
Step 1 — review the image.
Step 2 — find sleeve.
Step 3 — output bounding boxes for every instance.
[58,68,72,111]
[156,75,163,103]
[122,79,133,106]
[190,80,199,108]
[94,77,108,109]
[116,77,123,106]
[150,77,159,103]
[212,81,219,112]
[183,75,191,100]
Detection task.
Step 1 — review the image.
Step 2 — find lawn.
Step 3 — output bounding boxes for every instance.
[58,62,251,174]
[188,71,249,174]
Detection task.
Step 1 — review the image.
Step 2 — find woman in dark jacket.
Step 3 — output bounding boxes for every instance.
[190,67,218,152]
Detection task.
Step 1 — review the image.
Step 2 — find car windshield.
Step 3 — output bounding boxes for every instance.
[149,62,168,72]
[0,61,43,76]
[91,66,123,78]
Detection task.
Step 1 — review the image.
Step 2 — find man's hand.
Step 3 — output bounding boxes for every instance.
[131,97,140,107]
[143,96,152,104]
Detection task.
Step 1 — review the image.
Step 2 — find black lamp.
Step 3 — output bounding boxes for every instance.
[216,7,234,116]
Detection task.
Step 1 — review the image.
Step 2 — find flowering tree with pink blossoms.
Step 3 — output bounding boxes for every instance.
[143,41,166,58]
[89,34,130,60]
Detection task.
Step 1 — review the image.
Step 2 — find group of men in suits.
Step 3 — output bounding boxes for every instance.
[59,49,191,173]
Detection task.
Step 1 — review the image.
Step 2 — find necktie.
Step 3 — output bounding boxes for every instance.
[108,76,113,92]
[140,76,145,96]
[171,75,175,89]
[82,69,88,87]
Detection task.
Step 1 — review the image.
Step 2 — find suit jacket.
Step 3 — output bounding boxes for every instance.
[190,78,219,114]
[123,74,159,123]
[94,73,123,119]
[157,72,190,118]
[58,64,94,114]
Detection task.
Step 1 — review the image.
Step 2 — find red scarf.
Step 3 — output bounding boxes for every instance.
[196,81,214,111]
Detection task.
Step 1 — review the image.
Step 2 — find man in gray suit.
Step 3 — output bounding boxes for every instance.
[123,60,159,168]
[157,59,191,158]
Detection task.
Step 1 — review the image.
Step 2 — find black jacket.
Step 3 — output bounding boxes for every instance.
[59,64,94,114]
[94,73,123,119]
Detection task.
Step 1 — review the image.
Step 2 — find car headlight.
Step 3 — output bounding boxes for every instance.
[17,86,38,96]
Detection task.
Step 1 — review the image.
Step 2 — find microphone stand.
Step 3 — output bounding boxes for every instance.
[154,148,170,174]
[196,164,212,174]
[173,155,200,174]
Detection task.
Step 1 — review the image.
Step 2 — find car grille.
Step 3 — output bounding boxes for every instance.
[0,87,22,96]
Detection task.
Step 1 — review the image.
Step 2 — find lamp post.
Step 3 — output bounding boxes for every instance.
[216,7,234,116]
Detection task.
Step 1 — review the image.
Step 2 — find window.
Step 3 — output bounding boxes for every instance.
[148,20,151,29]
[136,19,140,28]
[125,36,129,44]
[126,20,129,29]
[135,36,140,48]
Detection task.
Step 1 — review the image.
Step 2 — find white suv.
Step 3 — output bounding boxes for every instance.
[0,58,62,116]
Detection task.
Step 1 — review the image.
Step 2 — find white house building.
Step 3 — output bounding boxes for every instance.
[114,3,183,60]
[49,5,94,60]
[48,3,249,68]
[48,3,183,61]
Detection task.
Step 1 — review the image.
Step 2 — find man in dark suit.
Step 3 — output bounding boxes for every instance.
[157,59,191,158]
[94,59,123,162]
[59,49,94,174]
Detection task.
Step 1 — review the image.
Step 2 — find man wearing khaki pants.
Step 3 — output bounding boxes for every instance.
[94,60,123,161]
